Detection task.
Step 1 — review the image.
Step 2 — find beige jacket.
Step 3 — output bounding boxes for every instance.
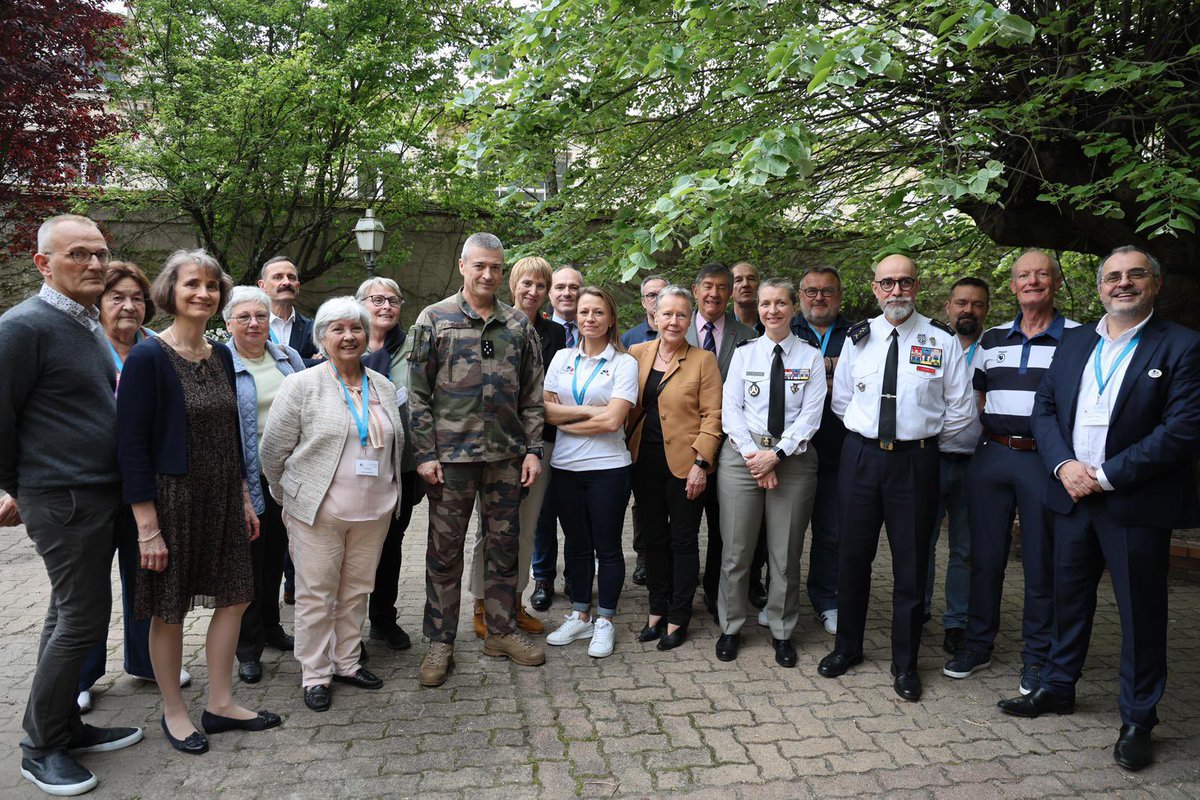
[261,364,405,526]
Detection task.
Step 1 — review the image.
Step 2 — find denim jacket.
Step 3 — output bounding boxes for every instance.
[226,340,306,514]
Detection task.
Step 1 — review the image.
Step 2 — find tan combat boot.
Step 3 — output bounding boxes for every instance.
[473,599,487,639]
[516,605,545,635]
[482,630,546,666]
[419,642,454,687]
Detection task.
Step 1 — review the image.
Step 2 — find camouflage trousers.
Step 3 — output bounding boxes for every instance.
[424,458,522,643]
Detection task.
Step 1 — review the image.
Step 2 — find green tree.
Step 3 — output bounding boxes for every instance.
[105,0,504,284]
[459,0,1200,321]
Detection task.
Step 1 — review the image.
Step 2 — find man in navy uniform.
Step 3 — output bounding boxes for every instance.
[998,246,1200,772]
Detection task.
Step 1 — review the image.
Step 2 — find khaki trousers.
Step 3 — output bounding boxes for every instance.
[717,438,818,638]
[287,508,391,687]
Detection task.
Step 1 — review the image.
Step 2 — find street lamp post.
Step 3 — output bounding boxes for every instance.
[353,208,386,278]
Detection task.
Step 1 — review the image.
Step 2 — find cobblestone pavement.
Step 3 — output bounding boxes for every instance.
[2,504,1199,799]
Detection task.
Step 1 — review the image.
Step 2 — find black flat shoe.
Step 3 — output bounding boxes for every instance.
[773,638,797,668]
[715,633,740,662]
[332,667,383,690]
[304,685,331,712]
[631,562,647,586]
[891,668,923,702]
[637,619,666,643]
[657,627,688,651]
[997,686,1075,718]
[238,660,263,684]
[160,716,208,755]
[1113,724,1152,771]
[818,651,863,678]
[201,709,282,734]
[369,623,412,651]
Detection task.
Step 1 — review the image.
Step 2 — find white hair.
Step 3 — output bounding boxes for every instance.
[461,232,504,260]
[222,286,271,323]
[312,296,372,354]
[652,285,693,313]
[355,276,403,301]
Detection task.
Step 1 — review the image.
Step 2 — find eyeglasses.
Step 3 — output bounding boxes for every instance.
[365,294,402,308]
[801,287,838,298]
[1100,268,1154,285]
[873,277,916,292]
[46,248,111,265]
[642,292,659,300]
[232,313,269,326]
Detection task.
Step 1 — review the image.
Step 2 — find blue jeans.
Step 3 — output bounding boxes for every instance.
[925,453,972,629]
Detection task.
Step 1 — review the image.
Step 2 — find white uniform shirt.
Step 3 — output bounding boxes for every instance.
[1066,312,1153,491]
[269,307,296,347]
[940,340,983,455]
[544,343,639,472]
[832,312,975,447]
[723,333,826,458]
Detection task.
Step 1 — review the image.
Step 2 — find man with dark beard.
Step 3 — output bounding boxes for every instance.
[923,278,988,657]
[818,255,975,702]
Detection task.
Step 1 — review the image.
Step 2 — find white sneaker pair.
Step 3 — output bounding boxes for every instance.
[546,611,614,658]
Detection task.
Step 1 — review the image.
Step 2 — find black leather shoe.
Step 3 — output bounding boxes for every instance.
[773,638,797,668]
[1113,724,1152,771]
[20,751,97,795]
[818,651,864,678]
[631,560,647,586]
[201,709,282,734]
[748,581,768,610]
[530,580,553,612]
[332,667,383,690]
[264,627,294,651]
[160,716,208,755]
[238,659,263,684]
[715,633,740,662]
[891,668,923,702]
[637,618,665,642]
[997,686,1075,718]
[304,684,332,712]
[370,623,412,651]
[657,626,688,651]
[943,627,966,656]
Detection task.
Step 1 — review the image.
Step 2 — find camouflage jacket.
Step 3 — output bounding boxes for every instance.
[407,290,545,464]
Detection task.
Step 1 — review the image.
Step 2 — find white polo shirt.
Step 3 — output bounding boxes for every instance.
[544,343,639,472]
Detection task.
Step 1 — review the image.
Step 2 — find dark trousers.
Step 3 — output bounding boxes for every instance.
[21,485,120,758]
[368,471,418,628]
[631,444,703,627]
[531,475,567,584]
[1040,497,1169,730]
[701,479,722,603]
[237,475,290,663]
[556,466,629,616]
[806,464,840,614]
[835,437,939,671]
[963,442,1055,666]
[78,506,153,688]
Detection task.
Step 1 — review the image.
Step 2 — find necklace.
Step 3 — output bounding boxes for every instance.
[165,327,211,360]
[656,344,681,364]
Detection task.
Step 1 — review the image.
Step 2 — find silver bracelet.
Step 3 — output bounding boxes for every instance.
[138,530,162,543]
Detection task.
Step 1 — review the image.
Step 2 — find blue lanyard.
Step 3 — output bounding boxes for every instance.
[332,364,372,446]
[1093,333,1140,397]
[107,329,148,372]
[965,340,978,365]
[808,324,832,356]
[268,328,280,344]
[572,353,608,406]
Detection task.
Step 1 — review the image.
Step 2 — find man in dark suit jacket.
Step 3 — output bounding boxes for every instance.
[999,246,1200,772]
[258,256,318,361]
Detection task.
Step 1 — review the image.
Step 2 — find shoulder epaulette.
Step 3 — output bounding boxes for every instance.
[848,320,871,344]
[931,318,954,335]
[736,338,755,348]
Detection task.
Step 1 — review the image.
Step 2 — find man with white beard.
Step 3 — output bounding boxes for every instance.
[816,254,975,703]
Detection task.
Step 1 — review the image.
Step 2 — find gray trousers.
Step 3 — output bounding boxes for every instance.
[21,485,120,757]
[717,438,818,639]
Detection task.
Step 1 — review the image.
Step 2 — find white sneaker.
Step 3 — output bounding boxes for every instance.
[76,690,92,714]
[588,618,615,658]
[819,609,838,635]
[547,611,594,646]
[179,668,192,688]
[757,608,770,627]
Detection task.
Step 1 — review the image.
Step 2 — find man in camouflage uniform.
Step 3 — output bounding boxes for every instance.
[408,232,547,687]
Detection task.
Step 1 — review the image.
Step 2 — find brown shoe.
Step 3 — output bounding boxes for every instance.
[419,642,454,688]
[482,630,546,667]
[516,605,545,635]
[473,599,487,639]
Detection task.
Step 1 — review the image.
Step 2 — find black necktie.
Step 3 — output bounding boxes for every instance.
[879,329,899,445]
[768,343,785,438]
[703,321,716,352]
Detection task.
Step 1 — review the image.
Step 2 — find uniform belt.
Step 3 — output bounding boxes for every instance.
[940,451,972,462]
[987,433,1037,451]
[753,433,781,448]
[851,432,936,452]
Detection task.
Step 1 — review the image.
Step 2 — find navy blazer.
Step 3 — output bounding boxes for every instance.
[116,338,242,504]
[287,310,319,361]
[1032,315,1200,529]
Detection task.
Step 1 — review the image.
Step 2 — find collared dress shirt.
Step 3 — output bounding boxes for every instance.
[832,312,975,448]
[939,341,983,455]
[38,283,102,336]
[723,333,826,458]
[269,308,295,348]
[694,313,726,353]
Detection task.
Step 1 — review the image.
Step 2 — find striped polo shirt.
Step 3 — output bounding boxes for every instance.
[974,312,1079,437]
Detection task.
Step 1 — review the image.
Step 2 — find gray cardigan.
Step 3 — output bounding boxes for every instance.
[260,363,405,526]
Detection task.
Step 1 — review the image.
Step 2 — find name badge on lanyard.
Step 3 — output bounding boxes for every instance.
[332,364,380,474]
[355,459,380,476]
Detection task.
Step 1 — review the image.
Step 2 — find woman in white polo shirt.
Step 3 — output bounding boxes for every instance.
[542,286,638,658]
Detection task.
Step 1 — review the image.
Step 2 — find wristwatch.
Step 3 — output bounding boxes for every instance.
[527,447,545,459]
[694,458,710,470]
[773,447,786,461]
